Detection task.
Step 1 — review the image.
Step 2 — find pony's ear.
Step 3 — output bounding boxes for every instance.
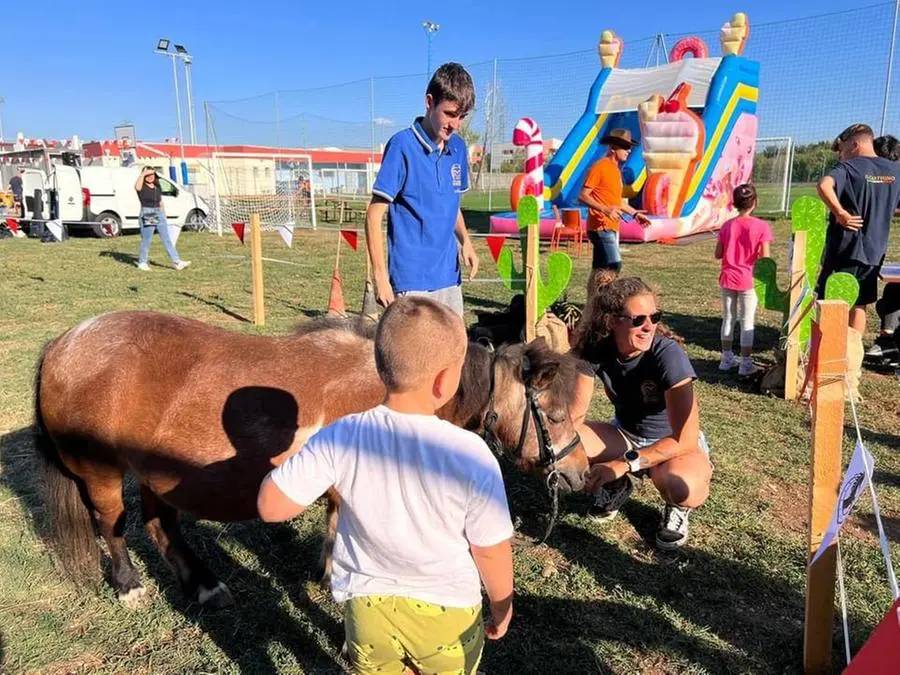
[523,338,558,390]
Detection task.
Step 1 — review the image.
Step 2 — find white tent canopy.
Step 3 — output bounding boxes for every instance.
[594,58,723,114]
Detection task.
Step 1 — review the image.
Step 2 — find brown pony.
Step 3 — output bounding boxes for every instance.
[33,311,589,608]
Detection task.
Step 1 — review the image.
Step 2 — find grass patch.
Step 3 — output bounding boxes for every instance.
[0,219,897,673]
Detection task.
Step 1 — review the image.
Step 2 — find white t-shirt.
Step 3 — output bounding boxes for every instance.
[270,405,514,607]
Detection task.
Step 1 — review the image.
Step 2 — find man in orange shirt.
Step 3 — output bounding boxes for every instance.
[580,129,650,286]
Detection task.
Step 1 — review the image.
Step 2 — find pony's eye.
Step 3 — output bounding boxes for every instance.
[547,414,566,424]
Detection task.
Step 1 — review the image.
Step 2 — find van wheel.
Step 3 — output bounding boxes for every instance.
[184,209,207,232]
[93,212,122,237]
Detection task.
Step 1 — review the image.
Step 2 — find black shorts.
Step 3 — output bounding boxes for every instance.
[816,260,880,306]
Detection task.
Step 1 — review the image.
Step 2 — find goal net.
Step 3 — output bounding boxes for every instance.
[752,136,794,215]
[210,152,318,235]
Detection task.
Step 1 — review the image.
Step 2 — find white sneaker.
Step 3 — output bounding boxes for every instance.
[136,262,151,271]
[656,504,691,550]
[718,351,737,371]
[174,260,192,271]
[738,358,761,377]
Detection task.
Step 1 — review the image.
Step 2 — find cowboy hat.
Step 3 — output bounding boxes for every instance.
[600,128,638,149]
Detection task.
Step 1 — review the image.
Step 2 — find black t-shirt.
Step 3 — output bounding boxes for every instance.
[9,175,22,198]
[137,182,161,208]
[825,157,900,266]
[587,334,696,439]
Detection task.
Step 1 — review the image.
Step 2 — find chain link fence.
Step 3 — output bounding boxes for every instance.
[205,3,900,216]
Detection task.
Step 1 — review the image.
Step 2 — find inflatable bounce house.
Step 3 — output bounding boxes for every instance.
[490,12,759,243]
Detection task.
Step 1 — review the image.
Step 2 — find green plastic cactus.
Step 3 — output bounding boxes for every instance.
[496,195,573,318]
[753,195,858,350]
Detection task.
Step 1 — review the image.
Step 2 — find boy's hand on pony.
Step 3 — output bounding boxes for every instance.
[585,460,629,493]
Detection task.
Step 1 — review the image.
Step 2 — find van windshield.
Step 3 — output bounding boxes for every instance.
[158,178,178,197]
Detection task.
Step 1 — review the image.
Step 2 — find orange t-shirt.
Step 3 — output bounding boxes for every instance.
[582,156,624,232]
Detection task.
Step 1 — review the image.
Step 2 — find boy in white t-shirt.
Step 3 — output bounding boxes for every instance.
[257,296,515,675]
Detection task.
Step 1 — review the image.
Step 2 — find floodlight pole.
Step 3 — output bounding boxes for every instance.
[183,56,197,145]
[423,21,440,79]
[169,54,186,163]
[881,0,900,135]
[0,96,5,142]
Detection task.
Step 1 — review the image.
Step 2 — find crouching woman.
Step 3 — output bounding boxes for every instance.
[570,276,712,550]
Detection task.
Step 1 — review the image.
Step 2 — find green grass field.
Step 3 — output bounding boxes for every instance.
[0,217,898,674]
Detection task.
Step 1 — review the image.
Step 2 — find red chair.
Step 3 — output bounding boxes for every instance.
[550,206,584,256]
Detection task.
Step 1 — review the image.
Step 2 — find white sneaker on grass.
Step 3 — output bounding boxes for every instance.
[174,260,192,271]
[656,504,691,550]
[136,262,151,271]
[718,351,737,371]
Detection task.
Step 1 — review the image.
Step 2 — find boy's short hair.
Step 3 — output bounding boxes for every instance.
[732,183,757,211]
[375,296,467,392]
[874,134,900,161]
[832,123,874,151]
[426,63,475,115]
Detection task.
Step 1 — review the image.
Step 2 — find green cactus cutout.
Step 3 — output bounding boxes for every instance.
[496,195,573,318]
[753,195,859,350]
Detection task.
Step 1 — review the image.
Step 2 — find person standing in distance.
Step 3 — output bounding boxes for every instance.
[134,166,190,272]
[365,63,479,317]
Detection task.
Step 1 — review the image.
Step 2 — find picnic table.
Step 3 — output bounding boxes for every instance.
[319,196,368,225]
[880,262,900,284]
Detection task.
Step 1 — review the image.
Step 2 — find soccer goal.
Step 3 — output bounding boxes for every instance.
[210,152,318,236]
[752,136,794,215]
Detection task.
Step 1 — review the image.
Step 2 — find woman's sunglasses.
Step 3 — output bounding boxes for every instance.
[617,311,662,328]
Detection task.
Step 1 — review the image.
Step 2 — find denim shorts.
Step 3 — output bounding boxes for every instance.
[588,229,621,269]
[396,285,463,317]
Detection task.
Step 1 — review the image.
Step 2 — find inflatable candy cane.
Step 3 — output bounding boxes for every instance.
[512,117,544,212]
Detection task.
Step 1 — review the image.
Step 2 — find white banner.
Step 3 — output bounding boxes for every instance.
[279,222,294,248]
[810,441,875,566]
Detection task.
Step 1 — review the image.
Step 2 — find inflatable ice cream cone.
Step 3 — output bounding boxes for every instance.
[597,30,623,69]
[638,87,705,218]
[720,13,750,56]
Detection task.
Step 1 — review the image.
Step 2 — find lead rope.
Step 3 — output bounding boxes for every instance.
[538,471,561,544]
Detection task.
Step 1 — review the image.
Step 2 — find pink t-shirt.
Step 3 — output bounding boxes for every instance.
[717,215,773,291]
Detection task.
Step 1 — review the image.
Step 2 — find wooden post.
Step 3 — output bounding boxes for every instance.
[803,299,849,674]
[785,230,808,400]
[249,213,265,326]
[524,212,539,343]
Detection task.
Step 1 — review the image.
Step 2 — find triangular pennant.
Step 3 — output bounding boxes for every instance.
[486,235,506,263]
[45,219,63,242]
[279,222,294,248]
[844,598,900,674]
[6,218,19,234]
[341,230,359,252]
[231,222,245,244]
[327,269,346,316]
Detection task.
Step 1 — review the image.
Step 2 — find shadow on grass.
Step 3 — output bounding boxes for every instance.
[179,291,251,324]
[663,311,782,355]
[98,250,139,267]
[843,425,900,454]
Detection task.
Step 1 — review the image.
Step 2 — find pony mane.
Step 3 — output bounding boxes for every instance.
[293,315,377,341]
[518,338,583,407]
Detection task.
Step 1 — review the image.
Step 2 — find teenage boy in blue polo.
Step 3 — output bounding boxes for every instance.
[365,62,479,316]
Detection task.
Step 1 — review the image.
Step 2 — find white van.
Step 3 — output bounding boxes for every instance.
[20,165,208,237]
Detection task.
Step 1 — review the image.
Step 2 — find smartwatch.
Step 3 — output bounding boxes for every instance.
[624,449,642,474]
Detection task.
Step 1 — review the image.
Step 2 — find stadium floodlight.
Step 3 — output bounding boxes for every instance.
[156,39,170,52]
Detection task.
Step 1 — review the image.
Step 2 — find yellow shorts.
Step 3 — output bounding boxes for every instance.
[344,595,484,675]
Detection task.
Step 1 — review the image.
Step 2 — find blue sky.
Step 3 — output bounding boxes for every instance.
[0,0,886,143]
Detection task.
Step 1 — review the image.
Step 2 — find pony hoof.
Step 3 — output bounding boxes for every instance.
[198,581,234,609]
[118,585,149,610]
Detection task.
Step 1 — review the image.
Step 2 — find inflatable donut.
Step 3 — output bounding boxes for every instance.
[669,37,709,62]
[510,173,527,211]
[643,173,671,217]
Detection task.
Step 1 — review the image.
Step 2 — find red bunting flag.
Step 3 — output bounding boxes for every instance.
[231,222,245,245]
[340,229,359,252]
[6,218,19,234]
[486,235,506,263]
[844,598,900,674]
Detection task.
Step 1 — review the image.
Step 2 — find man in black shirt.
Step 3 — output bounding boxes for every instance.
[8,169,24,217]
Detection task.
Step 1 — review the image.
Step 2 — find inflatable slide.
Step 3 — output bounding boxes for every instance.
[490,12,759,242]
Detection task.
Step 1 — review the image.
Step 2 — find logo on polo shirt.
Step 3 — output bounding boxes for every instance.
[640,380,661,404]
[451,163,463,188]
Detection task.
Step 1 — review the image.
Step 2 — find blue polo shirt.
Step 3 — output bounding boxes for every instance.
[372,118,469,293]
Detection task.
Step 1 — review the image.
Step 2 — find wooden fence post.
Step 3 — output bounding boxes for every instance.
[803,299,849,673]
[785,230,808,400]
[250,213,265,326]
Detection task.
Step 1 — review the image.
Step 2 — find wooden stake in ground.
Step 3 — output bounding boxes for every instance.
[249,213,265,326]
[803,299,848,674]
[524,206,539,343]
[785,230,808,400]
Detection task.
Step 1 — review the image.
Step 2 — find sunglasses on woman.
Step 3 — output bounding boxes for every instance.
[617,311,662,328]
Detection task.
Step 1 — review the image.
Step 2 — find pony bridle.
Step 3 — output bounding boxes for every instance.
[482,355,582,484]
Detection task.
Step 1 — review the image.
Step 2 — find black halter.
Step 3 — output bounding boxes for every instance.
[481,352,582,543]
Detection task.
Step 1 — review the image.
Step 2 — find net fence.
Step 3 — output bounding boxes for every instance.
[206,3,900,216]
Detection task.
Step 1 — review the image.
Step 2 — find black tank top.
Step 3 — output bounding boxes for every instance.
[138,182,161,208]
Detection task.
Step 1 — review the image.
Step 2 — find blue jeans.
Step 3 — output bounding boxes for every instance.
[588,229,621,270]
[138,207,180,265]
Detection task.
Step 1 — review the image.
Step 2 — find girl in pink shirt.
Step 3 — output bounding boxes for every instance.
[715,183,773,376]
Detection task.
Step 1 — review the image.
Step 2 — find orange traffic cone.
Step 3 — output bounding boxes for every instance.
[327,233,347,317]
